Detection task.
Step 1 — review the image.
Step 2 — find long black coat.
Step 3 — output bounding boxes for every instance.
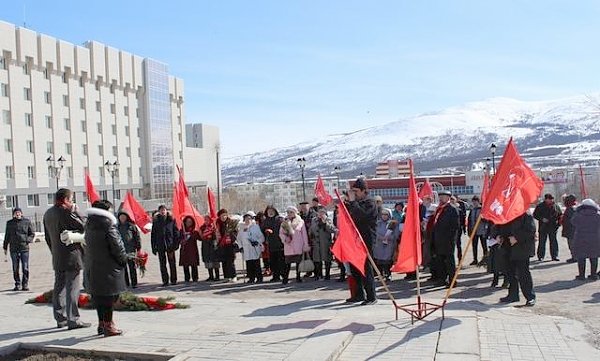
[561,206,576,239]
[262,216,284,252]
[347,196,378,251]
[151,214,180,253]
[117,214,141,253]
[430,203,460,256]
[84,208,128,296]
[533,201,562,231]
[571,205,600,259]
[43,205,85,271]
[3,217,35,253]
[497,213,536,261]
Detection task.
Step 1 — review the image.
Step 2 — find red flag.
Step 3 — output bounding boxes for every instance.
[85,172,100,204]
[207,187,218,221]
[392,160,422,273]
[331,190,368,276]
[172,166,204,230]
[480,169,490,205]
[121,192,152,234]
[481,138,544,225]
[418,178,434,200]
[314,175,333,206]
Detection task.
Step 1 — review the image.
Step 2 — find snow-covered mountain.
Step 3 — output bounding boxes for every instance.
[222,94,600,185]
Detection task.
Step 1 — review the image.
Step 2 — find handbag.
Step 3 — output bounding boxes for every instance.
[298,252,315,273]
[60,230,86,246]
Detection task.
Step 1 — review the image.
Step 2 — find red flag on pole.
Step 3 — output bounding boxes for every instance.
[314,175,333,206]
[392,160,422,273]
[207,187,218,221]
[172,166,204,230]
[579,165,588,198]
[331,190,368,276]
[85,172,100,204]
[121,192,152,234]
[481,138,544,225]
[418,178,434,200]
[480,169,490,205]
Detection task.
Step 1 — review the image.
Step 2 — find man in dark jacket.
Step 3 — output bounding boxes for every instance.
[561,194,577,263]
[467,196,489,265]
[151,205,180,286]
[117,211,141,288]
[43,188,88,329]
[533,193,563,261]
[84,200,128,336]
[262,205,284,282]
[496,212,536,306]
[428,190,460,287]
[345,178,378,305]
[3,208,35,291]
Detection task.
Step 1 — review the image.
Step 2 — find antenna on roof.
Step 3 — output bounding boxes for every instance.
[22,0,27,28]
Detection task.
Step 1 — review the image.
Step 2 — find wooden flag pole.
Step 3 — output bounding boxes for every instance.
[443,215,482,302]
[365,250,398,308]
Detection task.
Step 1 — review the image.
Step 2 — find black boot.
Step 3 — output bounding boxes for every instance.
[214,268,220,281]
[324,262,331,280]
[206,268,215,281]
[491,273,499,287]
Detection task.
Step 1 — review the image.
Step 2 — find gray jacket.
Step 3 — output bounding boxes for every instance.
[43,205,85,271]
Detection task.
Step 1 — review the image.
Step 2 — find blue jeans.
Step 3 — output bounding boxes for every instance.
[10,251,30,288]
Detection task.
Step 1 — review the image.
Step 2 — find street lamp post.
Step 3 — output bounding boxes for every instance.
[490,143,497,175]
[297,157,306,202]
[104,160,120,206]
[46,155,66,191]
[215,143,221,209]
[334,166,341,190]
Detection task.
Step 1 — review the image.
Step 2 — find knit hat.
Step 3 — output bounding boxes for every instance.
[353,178,367,190]
[243,211,256,218]
[12,207,22,215]
[286,206,299,214]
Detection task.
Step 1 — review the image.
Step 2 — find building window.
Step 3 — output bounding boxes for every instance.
[64,118,71,130]
[23,63,30,75]
[5,195,17,209]
[126,147,131,157]
[79,77,84,87]
[127,167,132,177]
[100,190,108,199]
[66,143,72,155]
[24,113,32,126]
[111,124,117,135]
[27,166,35,179]
[24,87,31,101]
[110,103,115,114]
[95,81,100,91]
[67,166,73,178]
[96,101,101,111]
[62,72,68,84]
[45,116,53,128]
[81,120,87,132]
[1,83,8,97]
[112,146,118,156]
[63,95,69,107]
[5,166,14,179]
[46,141,53,154]
[79,98,85,109]
[27,194,40,207]
[43,68,49,79]
[114,190,121,200]
[98,145,103,156]
[4,139,12,152]
[26,140,34,153]
[124,126,129,136]
[99,167,105,178]
[110,84,115,94]
[178,133,182,141]
[47,193,54,205]
[124,106,129,116]
[2,110,10,124]
[138,148,141,157]
[44,91,51,104]
[179,150,183,159]
[136,108,140,118]
[82,144,87,155]
[97,123,102,133]
[0,57,6,70]
[137,127,140,137]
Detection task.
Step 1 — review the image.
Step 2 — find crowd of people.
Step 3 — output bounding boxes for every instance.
[3,183,600,336]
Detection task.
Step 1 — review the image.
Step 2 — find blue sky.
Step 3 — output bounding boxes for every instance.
[3,1,600,157]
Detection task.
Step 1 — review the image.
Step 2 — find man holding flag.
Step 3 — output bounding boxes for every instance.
[343,178,378,305]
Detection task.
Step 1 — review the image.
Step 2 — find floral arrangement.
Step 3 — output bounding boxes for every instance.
[26,291,189,311]
[135,250,149,277]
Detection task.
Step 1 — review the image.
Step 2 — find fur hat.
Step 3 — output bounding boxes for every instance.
[286,206,299,214]
[243,211,256,218]
[353,177,367,190]
[580,199,599,209]
[438,190,452,197]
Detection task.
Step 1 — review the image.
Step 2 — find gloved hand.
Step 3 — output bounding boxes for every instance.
[152,249,157,256]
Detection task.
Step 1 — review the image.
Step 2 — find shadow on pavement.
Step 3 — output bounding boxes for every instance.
[583,292,600,304]
[366,317,460,360]
[0,327,64,342]
[239,319,330,334]
[534,279,588,293]
[243,299,341,317]
[257,321,377,345]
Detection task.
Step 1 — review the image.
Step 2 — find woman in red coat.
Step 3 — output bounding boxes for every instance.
[179,216,201,282]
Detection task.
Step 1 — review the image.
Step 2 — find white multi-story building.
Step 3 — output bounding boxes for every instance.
[0,20,219,229]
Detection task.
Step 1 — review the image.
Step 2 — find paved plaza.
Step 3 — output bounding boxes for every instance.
[0,236,599,360]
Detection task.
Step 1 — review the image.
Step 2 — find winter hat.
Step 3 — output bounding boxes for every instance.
[312,197,319,203]
[12,207,22,215]
[286,206,299,214]
[438,190,452,197]
[544,193,554,200]
[353,178,367,190]
[243,211,256,218]
[374,195,383,202]
[580,199,599,209]
[380,208,391,216]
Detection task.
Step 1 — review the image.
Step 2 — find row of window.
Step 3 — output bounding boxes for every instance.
[3,138,139,158]
[4,189,122,209]
[4,165,139,180]
[371,186,475,198]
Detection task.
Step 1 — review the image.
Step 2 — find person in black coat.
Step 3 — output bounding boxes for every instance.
[533,193,563,261]
[428,190,460,287]
[3,207,35,291]
[262,205,285,282]
[345,178,378,306]
[561,194,577,263]
[84,200,129,336]
[496,212,537,306]
[117,211,141,288]
[151,205,180,286]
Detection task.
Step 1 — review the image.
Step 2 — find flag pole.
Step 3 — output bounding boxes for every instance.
[443,215,482,302]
